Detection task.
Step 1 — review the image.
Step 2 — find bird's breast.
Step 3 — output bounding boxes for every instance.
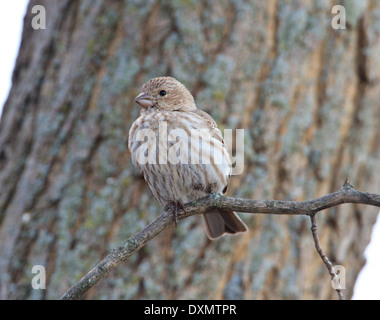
[129,111,231,205]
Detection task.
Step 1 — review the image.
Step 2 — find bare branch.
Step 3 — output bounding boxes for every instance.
[60,181,380,300]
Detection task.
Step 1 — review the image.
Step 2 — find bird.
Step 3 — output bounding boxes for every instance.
[128,76,247,239]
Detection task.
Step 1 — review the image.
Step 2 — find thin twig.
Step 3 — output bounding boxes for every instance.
[310,214,344,300]
[60,181,380,300]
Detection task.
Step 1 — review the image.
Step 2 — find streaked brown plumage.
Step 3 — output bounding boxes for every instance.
[128,76,247,239]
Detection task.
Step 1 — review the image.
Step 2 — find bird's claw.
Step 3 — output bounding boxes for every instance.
[165,201,186,227]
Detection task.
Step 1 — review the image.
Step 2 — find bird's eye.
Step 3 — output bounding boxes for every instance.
[159,90,166,96]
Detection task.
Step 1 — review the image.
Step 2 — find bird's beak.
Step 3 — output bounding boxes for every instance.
[135,92,153,108]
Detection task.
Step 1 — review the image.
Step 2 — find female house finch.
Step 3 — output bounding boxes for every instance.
[128,77,247,239]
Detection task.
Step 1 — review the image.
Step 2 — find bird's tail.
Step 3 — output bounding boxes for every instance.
[202,210,247,240]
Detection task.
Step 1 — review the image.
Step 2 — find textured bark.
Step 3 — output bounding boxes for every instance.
[1,0,380,300]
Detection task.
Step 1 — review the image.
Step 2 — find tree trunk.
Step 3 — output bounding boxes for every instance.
[1,0,380,300]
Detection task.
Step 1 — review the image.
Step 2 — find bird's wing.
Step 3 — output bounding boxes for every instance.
[189,109,231,194]
[189,109,224,144]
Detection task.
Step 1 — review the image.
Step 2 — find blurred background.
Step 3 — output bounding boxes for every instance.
[0,1,379,300]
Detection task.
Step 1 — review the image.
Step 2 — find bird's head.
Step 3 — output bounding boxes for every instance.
[134,77,196,112]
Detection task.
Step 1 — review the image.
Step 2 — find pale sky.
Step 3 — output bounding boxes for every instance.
[0,1,28,115]
[352,213,380,299]
[0,1,379,300]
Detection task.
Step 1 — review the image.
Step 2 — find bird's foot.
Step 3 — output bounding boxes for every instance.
[165,201,186,227]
